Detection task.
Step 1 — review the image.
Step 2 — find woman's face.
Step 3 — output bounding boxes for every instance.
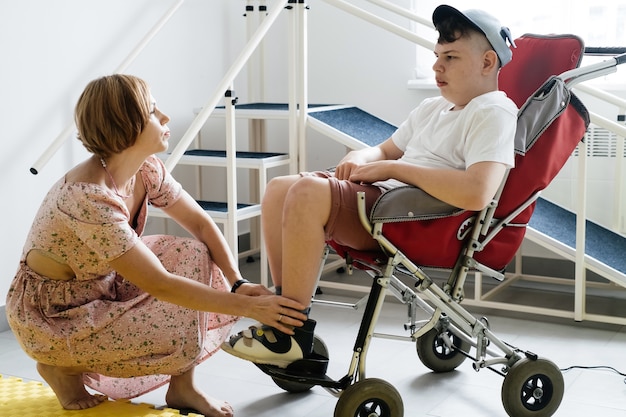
[135,95,171,155]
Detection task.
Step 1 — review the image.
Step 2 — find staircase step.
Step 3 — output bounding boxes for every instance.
[308,106,397,148]
[528,198,626,279]
[205,102,339,119]
[173,149,290,168]
[149,201,260,221]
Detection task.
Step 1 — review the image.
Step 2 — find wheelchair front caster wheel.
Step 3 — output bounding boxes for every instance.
[271,335,329,393]
[416,327,470,372]
[501,357,564,417]
[334,378,403,417]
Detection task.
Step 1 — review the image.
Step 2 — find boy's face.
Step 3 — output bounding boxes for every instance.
[432,32,496,110]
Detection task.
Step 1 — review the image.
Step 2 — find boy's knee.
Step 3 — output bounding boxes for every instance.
[266,175,300,196]
[264,176,296,206]
[287,176,330,205]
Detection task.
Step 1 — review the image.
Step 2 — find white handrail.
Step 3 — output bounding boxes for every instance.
[165,0,289,171]
[575,83,626,110]
[29,0,186,175]
[588,112,626,138]
[365,0,433,28]
[321,0,435,50]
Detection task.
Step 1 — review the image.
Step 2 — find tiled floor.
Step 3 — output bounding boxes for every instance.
[1,263,626,417]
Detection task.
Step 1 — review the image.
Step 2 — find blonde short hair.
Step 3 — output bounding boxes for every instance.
[74,74,151,158]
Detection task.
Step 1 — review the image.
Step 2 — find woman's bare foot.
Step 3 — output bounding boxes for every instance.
[166,369,234,417]
[36,363,107,410]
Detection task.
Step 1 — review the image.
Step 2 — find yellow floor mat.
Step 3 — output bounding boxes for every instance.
[0,375,203,417]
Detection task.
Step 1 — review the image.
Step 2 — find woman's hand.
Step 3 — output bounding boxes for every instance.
[249,295,308,335]
[233,282,274,297]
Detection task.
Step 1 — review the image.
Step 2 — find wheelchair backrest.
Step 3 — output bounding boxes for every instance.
[473,34,589,270]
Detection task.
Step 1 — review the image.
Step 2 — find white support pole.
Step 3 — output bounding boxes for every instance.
[30,0,186,174]
[617,114,625,234]
[225,87,239,259]
[574,140,588,321]
[258,0,268,102]
[259,159,269,287]
[246,0,261,103]
[246,0,267,281]
[245,1,268,153]
[287,2,299,175]
[297,1,308,173]
[165,0,289,172]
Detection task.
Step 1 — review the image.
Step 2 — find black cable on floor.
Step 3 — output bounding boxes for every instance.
[560,365,626,384]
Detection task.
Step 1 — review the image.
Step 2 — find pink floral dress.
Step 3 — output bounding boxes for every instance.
[6,155,238,399]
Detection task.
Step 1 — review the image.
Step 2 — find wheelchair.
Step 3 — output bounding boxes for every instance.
[252,34,625,417]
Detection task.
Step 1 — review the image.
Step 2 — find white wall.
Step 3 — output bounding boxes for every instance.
[0,0,247,306]
[0,0,433,307]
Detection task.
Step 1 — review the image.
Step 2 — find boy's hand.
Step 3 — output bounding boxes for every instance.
[335,151,368,180]
[348,160,393,184]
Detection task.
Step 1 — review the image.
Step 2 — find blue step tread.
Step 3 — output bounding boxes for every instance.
[309,106,397,147]
[529,198,626,275]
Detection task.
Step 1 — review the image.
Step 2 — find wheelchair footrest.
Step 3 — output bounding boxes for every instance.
[256,353,343,388]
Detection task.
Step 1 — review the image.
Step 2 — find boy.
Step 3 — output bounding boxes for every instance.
[222,5,518,367]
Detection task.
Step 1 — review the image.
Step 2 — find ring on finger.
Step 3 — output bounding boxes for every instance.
[278,314,283,322]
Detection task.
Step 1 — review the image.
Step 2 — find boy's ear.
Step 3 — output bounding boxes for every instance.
[483,50,499,73]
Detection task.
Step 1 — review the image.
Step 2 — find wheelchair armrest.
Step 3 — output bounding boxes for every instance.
[370,186,466,223]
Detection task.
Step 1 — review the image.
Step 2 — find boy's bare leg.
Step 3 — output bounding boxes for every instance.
[221,175,332,367]
[166,367,233,417]
[261,175,300,290]
[36,362,107,410]
[279,176,332,306]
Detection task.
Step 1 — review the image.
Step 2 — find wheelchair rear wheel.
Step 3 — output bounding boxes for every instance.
[271,335,329,393]
[415,327,470,372]
[501,357,564,417]
[334,378,403,417]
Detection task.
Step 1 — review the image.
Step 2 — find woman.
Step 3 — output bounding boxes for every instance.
[6,74,307,417]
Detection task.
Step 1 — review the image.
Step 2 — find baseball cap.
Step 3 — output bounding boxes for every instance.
[432,5,516,67]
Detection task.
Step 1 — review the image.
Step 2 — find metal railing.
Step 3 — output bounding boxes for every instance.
[30,0,186,175]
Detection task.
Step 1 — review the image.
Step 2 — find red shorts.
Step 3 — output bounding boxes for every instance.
[302,171,383,250]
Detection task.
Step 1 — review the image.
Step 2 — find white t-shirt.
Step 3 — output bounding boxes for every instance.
[377,91,517,190]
